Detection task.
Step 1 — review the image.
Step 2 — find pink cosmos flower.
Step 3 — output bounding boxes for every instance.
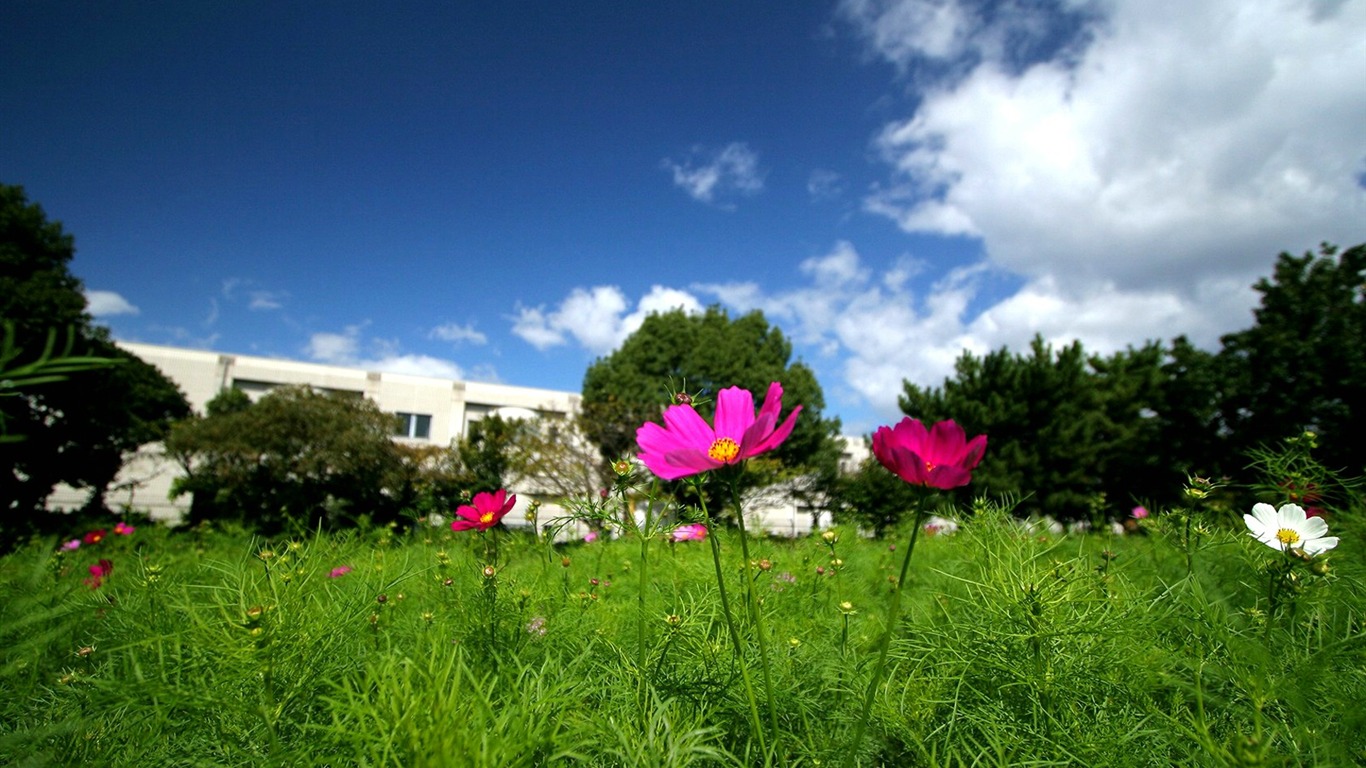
[1131,506,1149,519]
[84,559,114,589]
[451,489,517,532]
[672,523,708,542]
[61,539,81,551]
[636,382,802,480]
[114,521,136,535]
[329,565,353,579]
[583,530,599,543]
[872,418,986,490]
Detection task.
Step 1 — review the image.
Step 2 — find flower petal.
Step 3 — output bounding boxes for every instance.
[713,386,755,442]
[1303,536,1339,555]
[1278,503,1308,525]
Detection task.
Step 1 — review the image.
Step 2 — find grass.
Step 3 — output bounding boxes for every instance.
[2,500,1363,767]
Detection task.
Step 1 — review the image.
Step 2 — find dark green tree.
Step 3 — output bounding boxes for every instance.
[899,336,1138,521]
[581,306,841,478]
[1218,243,1366,475]
[166,386,406,534]
[1,184,189,542]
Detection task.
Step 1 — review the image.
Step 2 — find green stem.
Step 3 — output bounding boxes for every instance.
[845,505,927,767]
[638,519,649,671]
[729,479,781,750]
[696,481,768,759]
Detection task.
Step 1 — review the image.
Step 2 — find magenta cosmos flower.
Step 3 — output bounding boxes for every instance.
[672,523,708,542]
[872,418,987,490]
[451,489,517,532]
[636,382,802,480]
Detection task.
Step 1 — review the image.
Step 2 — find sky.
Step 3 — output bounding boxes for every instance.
[4,0,1364,434]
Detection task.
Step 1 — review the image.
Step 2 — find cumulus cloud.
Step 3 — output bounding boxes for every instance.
[663,142,765,206]
[84,290,139,317]
[248,291,286,311]
[511,285,705,355]
[810,0,1366,424]
[429,322,488,346]
[853,0,1366,297]
[306,325,466,379]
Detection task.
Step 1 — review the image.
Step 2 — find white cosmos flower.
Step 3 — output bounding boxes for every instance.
[1243,503,1339,556]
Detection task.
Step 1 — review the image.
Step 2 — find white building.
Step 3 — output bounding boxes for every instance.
[49,342,581,523]
[49,342,865,537]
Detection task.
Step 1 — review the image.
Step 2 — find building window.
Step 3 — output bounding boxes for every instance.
[393,412,432,440]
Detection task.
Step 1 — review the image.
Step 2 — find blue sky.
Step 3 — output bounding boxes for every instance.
[4,1,1364,434]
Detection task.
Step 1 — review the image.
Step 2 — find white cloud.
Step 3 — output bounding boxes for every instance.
[305,326,466,380]
[663,142,765,206]
[429,322,488,346]
[84,290,139,317]
[248,291,286,311]
[511,285,704,355]
[857,0,1366,296]
[807,169,846,201]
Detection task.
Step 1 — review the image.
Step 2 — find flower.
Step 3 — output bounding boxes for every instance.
[635,382,802,480]
[527,616,547,636]
[84,559,114,589]
[583,530,599,543]
[82,529,107,545]
[61,539,81,551]
[672,523,708,542]
[1244,503,1338,556]
[329,565,353,578]
[1131,506,1149,519]
[113,521,135,536]
[872,418,986,489]
[451,489,517,532]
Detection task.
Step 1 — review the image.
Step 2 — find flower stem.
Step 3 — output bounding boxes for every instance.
[845,505,927,766]
[729,479,781,750]
[695,480,768,758]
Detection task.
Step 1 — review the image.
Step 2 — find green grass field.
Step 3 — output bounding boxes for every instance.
[2,500,1363,767]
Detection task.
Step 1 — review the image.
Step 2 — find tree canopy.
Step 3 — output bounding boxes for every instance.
[1,184,189,543]
[1218,243,1366,475]
[166,386,408,533]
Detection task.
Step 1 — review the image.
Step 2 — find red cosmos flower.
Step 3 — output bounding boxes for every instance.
[451,489,517,532]
[83,529,107,545]
[872,418,987,490]
[636,382,802,480]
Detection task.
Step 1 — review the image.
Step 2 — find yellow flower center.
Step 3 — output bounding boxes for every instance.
[1275,528,1301,546]
[480,511,495,525]
[708,437,740,463]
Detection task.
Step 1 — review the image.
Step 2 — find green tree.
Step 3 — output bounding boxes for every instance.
[899,336,1132,521]
[581,306,841,478]
[166,386,405,533]
[1,184,189,541]
[1218,243,1366,476]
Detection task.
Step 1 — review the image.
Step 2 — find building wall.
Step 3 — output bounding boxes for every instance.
[49,342,860,537]
[47,342,581,522]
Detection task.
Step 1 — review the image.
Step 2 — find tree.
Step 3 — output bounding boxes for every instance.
[166,386,406,533]
[899,336,1164,521]
[581,306,841,478]
[505,416,612,502]
[1218,243,1366,475]
[1,184,189,543]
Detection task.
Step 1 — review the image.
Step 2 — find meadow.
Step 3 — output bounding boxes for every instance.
[2,492,1362,767]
